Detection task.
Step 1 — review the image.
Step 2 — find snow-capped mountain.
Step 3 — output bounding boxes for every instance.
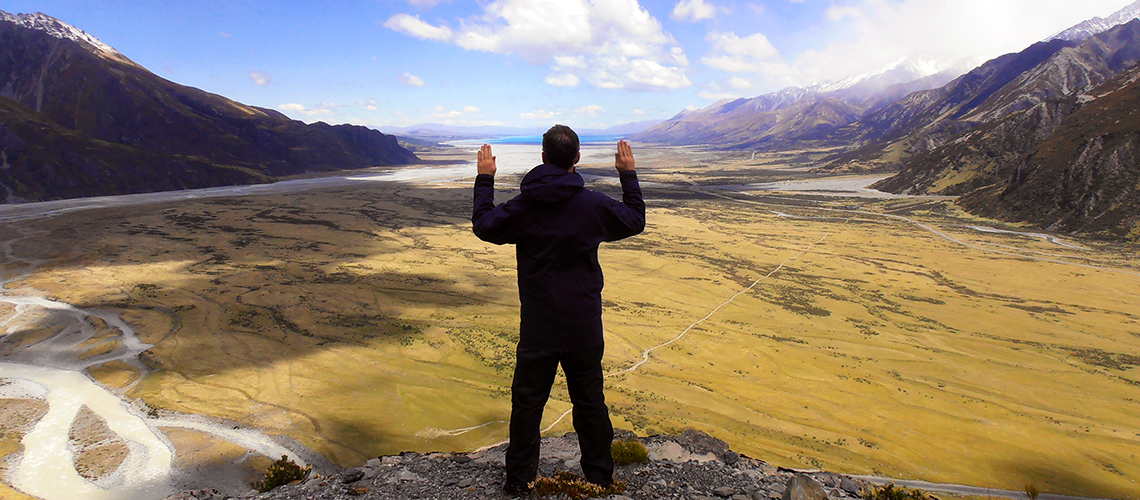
[634,58,963,147]
[0,10,120,56]
[1047,0,1140,42]
[0,10,418,202]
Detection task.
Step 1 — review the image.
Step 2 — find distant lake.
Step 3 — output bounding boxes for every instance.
[455,134,623,145]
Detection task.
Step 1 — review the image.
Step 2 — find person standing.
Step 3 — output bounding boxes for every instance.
[471,125,645,495]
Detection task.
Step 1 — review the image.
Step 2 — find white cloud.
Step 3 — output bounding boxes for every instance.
[277,102,338,117]
[729,76,753,89]
[400,72,426,87]
[463,106,480,113]
[632,108,646,115]
[520,109,558,120]
[387,0,690,91]
[671,0,724,21]
[406,0,446,7]
[759,0,1132,87]
[577,104,605,116]
[383,14,453,42]
[248,71,272,86]
[699,90,745,100]
[544,73,581,87]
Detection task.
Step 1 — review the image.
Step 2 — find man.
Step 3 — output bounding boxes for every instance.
[472,125,645,495]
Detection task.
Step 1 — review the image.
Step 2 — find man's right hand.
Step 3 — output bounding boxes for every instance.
[615,140,633,173]
[478,144,497,177]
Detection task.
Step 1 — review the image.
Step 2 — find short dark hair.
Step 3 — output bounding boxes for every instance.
[542,124,579,170]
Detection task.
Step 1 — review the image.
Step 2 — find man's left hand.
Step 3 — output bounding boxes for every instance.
[478,144,497,177]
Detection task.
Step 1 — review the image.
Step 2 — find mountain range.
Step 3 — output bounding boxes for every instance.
[385,119,665,143]
[635,0,1140,240]
[631,59,966,148]
[0,11,418,203]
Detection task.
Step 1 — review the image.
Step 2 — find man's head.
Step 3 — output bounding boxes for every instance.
[542,124,580,170]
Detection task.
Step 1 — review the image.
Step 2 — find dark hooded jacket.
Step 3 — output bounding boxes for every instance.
[472,164,645,351]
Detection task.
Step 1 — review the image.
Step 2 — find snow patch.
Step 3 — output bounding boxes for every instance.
[0,10,121,56]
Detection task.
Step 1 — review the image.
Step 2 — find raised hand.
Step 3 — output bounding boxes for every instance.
[615,140,635,173]
[477,143,497,177]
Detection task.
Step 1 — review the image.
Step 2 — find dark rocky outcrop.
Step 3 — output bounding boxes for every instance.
[166,430,874,500]
[957,66,1140,240]
[0,11,418,202]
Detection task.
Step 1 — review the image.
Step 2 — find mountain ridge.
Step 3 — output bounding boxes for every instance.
[0,10,418,202]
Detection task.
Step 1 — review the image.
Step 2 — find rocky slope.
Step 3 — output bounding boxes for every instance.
[0,11,418,202]
[866,23,1140,240]
[956,65,1140,240]
[162,430,873,500]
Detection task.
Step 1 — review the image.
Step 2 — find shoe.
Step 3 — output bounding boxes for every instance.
[504,481,531,496]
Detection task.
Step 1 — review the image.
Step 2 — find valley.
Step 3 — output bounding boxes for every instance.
[1,146,1137,499]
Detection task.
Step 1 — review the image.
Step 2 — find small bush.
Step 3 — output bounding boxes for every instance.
[532,471,626,499]
[252,455,311,492]
[611,439,648,465]
[862,483,931,500]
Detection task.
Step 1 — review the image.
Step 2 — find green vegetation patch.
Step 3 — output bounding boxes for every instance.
[532,471,626,499]
[611,439,649,465]
[862,483,934,500]
[252,455,311,492]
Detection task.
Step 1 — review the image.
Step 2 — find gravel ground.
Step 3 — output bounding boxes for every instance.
[163,430,870,500]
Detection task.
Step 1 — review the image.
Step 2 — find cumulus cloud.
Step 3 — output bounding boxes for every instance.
[671,0,724,21]
[463,106,480,113]
[632,108,646,115]
[709,0,1131,90]
[544,73,581,87]
[248,71,272,86]
[520,109,558,120]
[576,104,605,116]
[399,72,426,87]
[277,102,341,117]
[383,13,453,41]
[385,0,690,91]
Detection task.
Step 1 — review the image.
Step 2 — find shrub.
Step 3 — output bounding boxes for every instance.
[532,471,626,499]
[252,455,311,492]
[611,439,649,465]
[862,483,931,500]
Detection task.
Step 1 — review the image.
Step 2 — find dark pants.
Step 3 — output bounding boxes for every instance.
[505,344,614,487]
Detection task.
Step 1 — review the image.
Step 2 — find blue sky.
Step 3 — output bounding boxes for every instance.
[4,0,1134,131]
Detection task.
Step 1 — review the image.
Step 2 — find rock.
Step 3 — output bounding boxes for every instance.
[648,441,690,462]
[714,486,738,497]
[340,468,365,483]
[160,490,226,500]
[610,495,634,500]
[770,482,787,493]
[365,458,381,468]
[733,496,753,500]
[840,477,859,494]
[457,478,474,488]
[783,474,828,500]
[768,490,783,499]
[396,470,421,482]
[347,484,369,496]
[301,478,324,492]
[723,451,740,465]
[451,455,472,464]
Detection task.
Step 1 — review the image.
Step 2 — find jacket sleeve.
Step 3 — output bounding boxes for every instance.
[472,174,522,245]
[601,171,646,242]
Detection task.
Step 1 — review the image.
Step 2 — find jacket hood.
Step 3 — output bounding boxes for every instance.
[520,163,584,203]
